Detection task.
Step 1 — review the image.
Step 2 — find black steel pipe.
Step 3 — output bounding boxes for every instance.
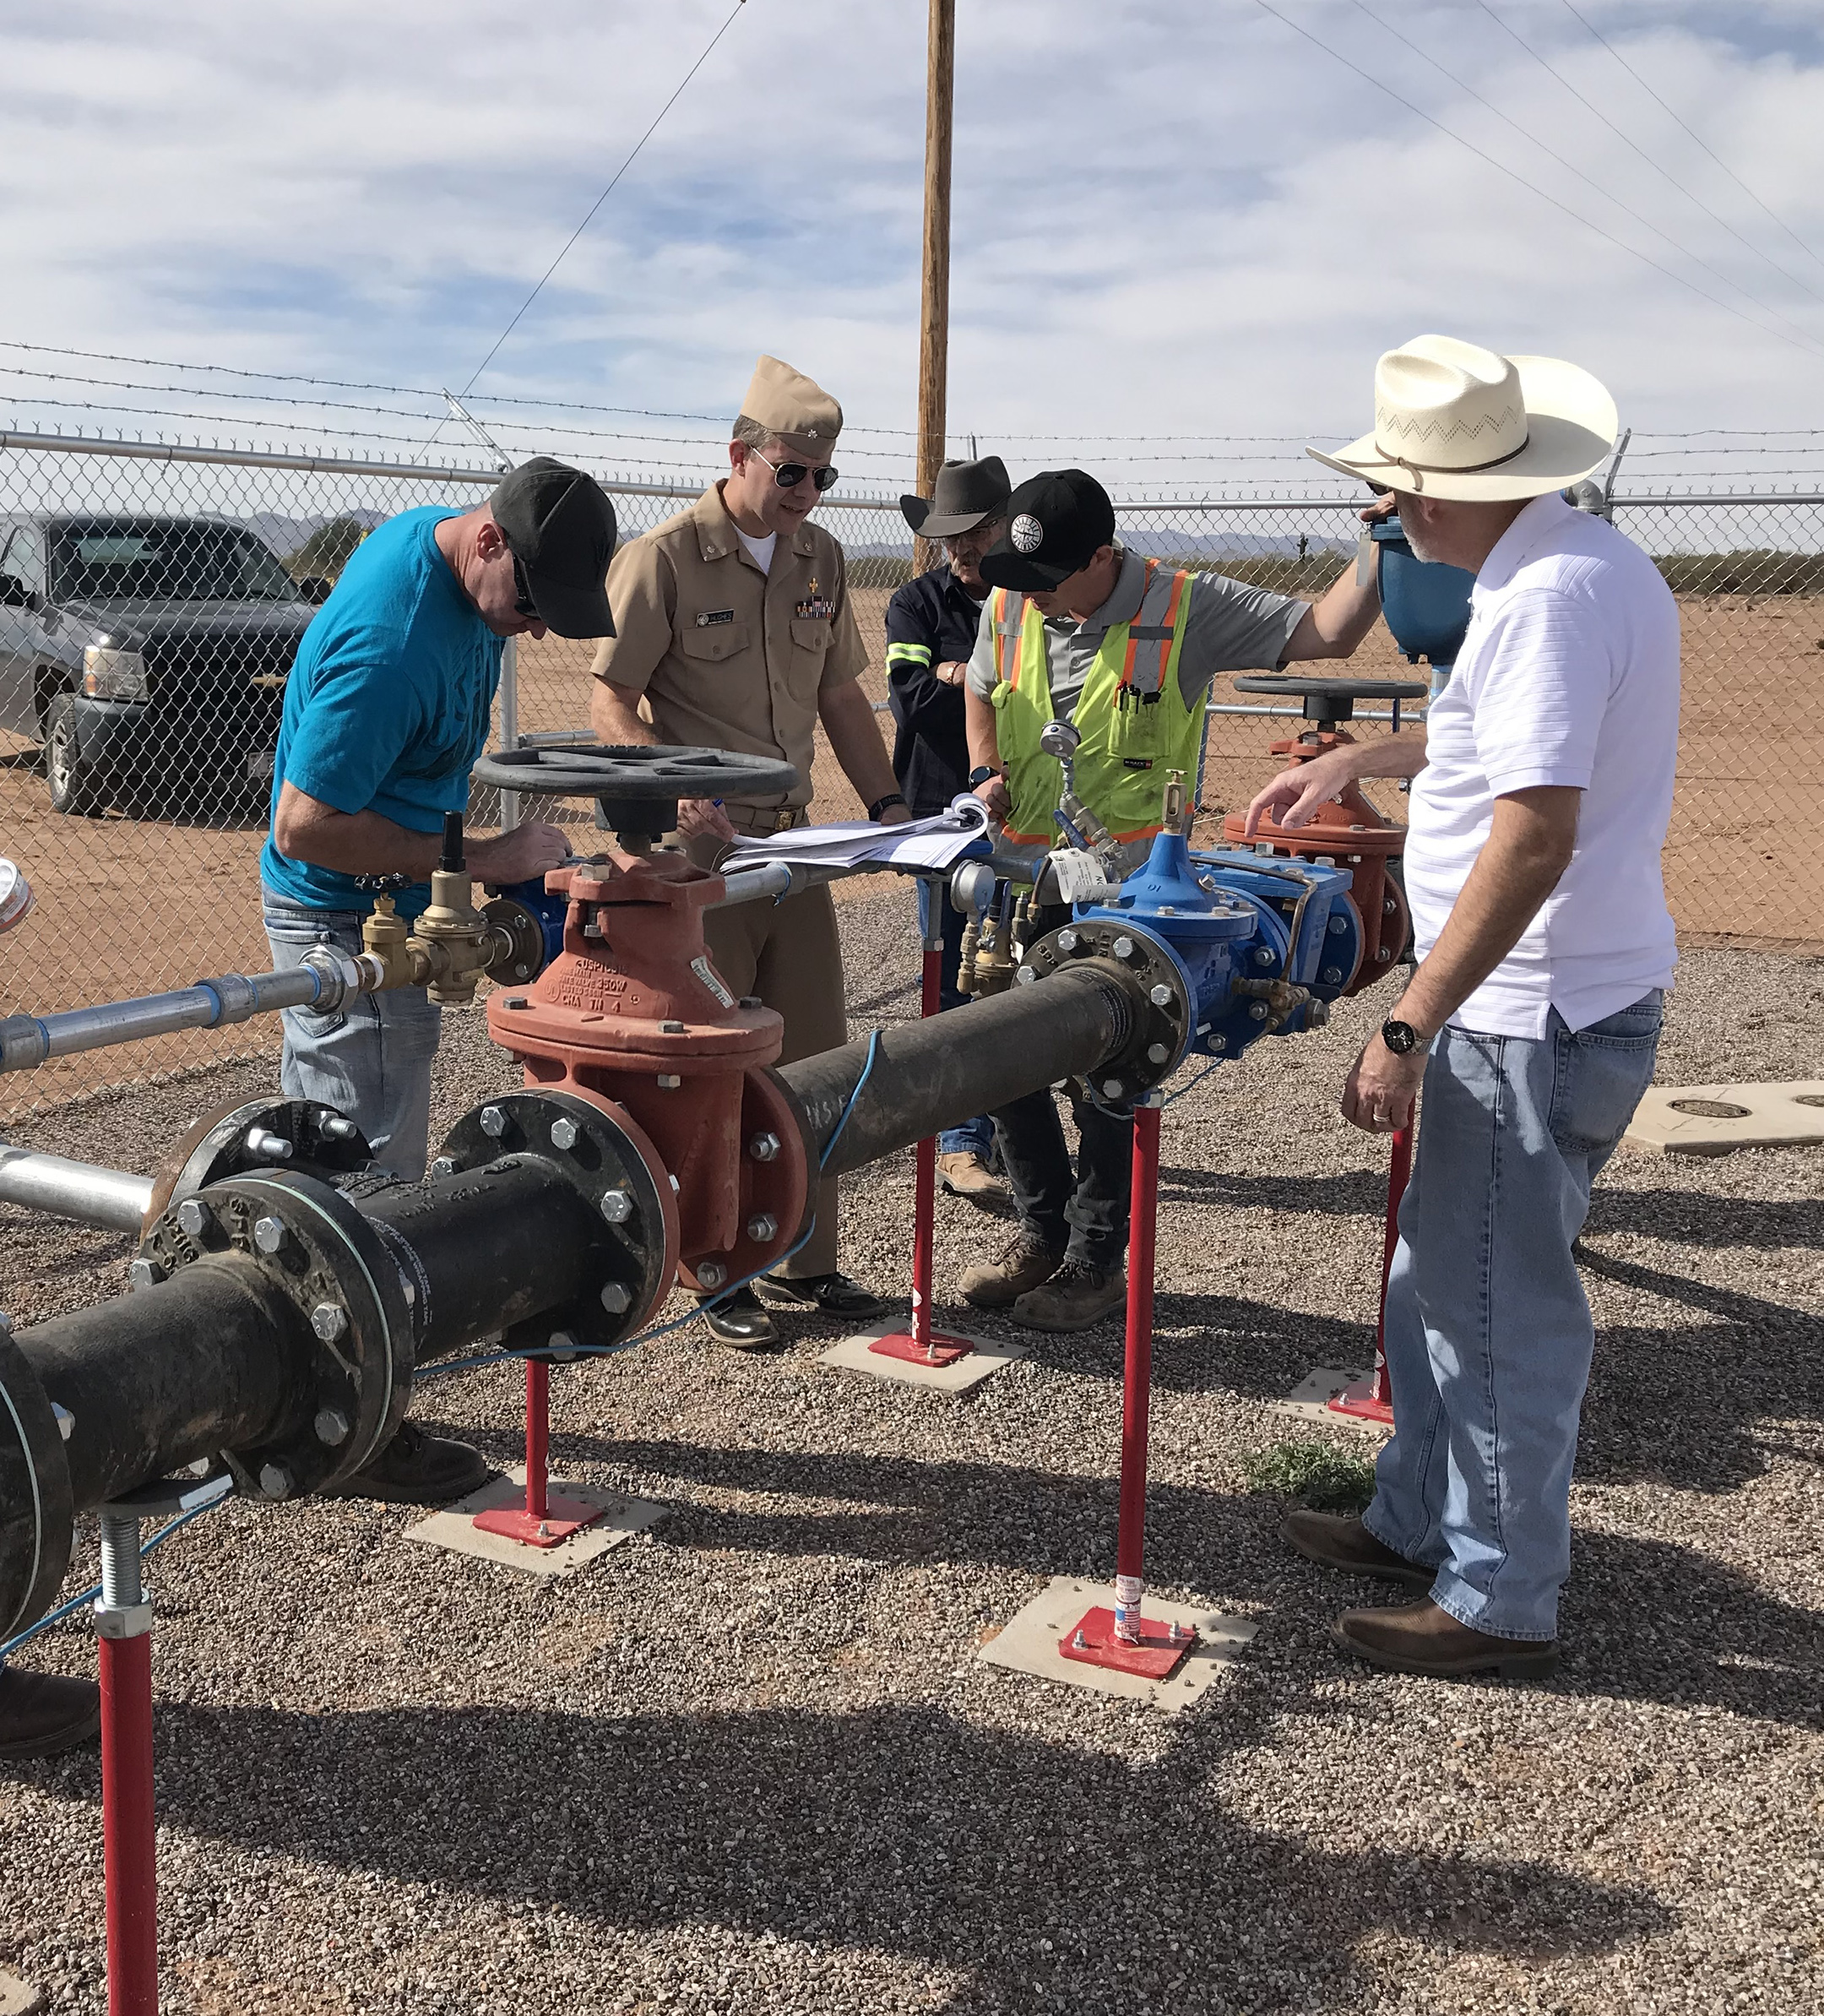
[778,960,1138,1178]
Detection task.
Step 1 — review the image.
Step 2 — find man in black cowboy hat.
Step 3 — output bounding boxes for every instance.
[887,455,1015,1202]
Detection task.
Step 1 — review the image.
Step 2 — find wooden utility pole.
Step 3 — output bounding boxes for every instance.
[914,0,955,577]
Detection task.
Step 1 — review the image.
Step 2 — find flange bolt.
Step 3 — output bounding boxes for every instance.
[600,1281,632,1314]
[600,1189,633,1225]
[1249,1002,1268,1020]
[698,1261,727,1291]
[1148,983,1174,1007]
[1147,1043,1170,1065]
[660,1019,686,1034]
[321,1114,361,1141]
[128,1258,160,1291]
[1327,915,1349,935]
[245,1126,293,1162]
[252,1214,287,1256]
[311,1302,349,1342]
[1016,965,1036,986]
[258,1463,294,1500]
[176,1197,213,1238]
[1102,1079,1125,1099]
[1322,966,1343,984]
[313,1407,350,1447]
[748,1132,781,1162]
[479,1105,507,1138]
[657,1073,682,1090]
[746,1213,778,1242]
[549,1117,580,1151]
[429,1155,458,1178]
[1056,927,1079,951]
[1112,936,1135,960]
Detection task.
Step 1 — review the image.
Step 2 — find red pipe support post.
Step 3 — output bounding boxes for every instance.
[100,1632,157,2016]
[1327,1122,1413,1426]
[472,1354,606,1548]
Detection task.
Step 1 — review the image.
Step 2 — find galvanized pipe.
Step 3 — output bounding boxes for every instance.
[0,1142,154,1234]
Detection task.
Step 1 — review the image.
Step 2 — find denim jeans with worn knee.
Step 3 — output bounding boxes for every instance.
[1365,992,1664,1641]
[914,878,994,1160]
[262,893,442,1180]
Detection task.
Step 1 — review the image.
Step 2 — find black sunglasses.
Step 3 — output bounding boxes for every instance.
[509,548,540,620]
[752,446,839,493]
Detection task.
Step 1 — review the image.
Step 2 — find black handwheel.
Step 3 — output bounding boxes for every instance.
[1233,676,1429,729]
[470,743,800,843]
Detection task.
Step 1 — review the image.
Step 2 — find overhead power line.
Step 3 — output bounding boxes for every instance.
[1470,0,1824,311]
[1246,0,1824,363]
[1555,0,1824,282]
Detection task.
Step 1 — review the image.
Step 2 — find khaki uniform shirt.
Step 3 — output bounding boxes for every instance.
[590,481,868,812]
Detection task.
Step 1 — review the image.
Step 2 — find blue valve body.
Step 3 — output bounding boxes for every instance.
[493,876,569,976]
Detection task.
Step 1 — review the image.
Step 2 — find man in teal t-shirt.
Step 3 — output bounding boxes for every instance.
[262,456,616,1504]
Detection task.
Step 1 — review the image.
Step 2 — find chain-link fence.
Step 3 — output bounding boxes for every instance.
[3,430,1818,1118]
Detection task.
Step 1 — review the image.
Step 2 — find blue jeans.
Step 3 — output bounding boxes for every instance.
[261,894,442,1181]
[1365,992,1664,1641]
[915,880,995,1160]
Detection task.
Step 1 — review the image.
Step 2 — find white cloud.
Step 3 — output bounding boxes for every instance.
[1,0,1821,490]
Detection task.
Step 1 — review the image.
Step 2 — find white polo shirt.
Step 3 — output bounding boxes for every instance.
[1403,490,1680,1039]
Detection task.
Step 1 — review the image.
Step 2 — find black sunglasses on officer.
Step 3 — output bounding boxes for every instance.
[750,445,840,493]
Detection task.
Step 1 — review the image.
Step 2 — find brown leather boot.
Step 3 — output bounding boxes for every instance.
[0,1666,101,1759]
[1282,1511,1436,1593]
[1333,1597,1560,1681]
[958,1236,1064,1309]
[937,1151,1008,1204]
[1010,1259,1126,1333]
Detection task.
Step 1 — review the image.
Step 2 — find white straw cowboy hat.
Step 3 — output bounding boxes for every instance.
[1307,334,1618,501]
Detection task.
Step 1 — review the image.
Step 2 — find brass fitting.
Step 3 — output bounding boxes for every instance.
[361,895,414,990]
[410,867,497,1008]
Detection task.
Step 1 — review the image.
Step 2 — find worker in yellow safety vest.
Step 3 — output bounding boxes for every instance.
[957,467,1385,1332]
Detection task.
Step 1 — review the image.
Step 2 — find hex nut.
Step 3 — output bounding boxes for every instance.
[660,1019,687,1034]
[176,1197,213,1238]
[258,1463,294,1500]
[128,1257,160,1291]
[1148,983,1174,1008]
[1112,936,1136,959]
[252,1215,286,1256]
[1056,927,1079,951]
[1327,915,1349,934]
[1249,1002,1269,1019]
[311,1302,349,1343]
[748,1132,781,1161]
[697,1261,727,1291]
[1322,966,1343,984]
[600,1281,632,1314]
[429,1155,458,1178]
[479,1104,507,1138]
[1102,1079,1125,1098]
[600,1189,633,1225]
[1147,1042,1170,1064]
[746,1213,778,1242]
[1016,965,1036,986]
[245,1126,294,1162]
[739,995,763,1009]
[549,1117,580,1150]
[657,1073,682,1090]
[547,1330,580,1359]
[313,1407,350,1447]
[1254,947,1275,967]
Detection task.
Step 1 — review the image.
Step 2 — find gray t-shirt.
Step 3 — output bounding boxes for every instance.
[965,541,1305,724]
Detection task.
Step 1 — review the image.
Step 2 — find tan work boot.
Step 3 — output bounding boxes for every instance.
[958,1235,1064,1309]
[936,1150,1007,1204]
[1010,1259,1125,1333]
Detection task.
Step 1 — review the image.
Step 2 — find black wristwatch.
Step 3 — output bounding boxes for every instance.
[1381,1018,1421,1056]
[967,765,1000,789]
[867,791,908,822]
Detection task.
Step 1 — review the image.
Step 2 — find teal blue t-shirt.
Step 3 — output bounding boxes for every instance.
[260,508,502,920]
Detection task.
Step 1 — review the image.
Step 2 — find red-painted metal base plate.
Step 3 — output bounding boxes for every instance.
[471,1493,608,1549]
[1327,1380,1394,1426]
[867,1329,975,1368]
[1057,1606,1194,1680]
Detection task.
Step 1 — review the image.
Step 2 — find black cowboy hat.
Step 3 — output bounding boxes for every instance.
[899,454,1012,539]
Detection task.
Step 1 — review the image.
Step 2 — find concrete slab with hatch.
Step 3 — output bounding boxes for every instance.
[1626,1080,1824,1155]
[980,1576,1260,1713]
[404,1468,665,1579]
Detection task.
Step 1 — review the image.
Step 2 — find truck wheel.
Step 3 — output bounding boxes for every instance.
[43,696,108,817]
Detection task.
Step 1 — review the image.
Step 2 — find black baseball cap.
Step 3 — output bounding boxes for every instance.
[978,469,1116,591]
[489,457,617,638]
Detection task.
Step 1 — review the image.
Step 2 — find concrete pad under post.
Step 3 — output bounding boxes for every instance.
[403,1467,665,1579]
[980,1576,1259,1714]
[1274,1367,1392,1436]
[821,1324,1023,1393]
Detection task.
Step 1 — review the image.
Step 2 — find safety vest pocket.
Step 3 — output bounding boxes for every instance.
[1104,694,1167,765]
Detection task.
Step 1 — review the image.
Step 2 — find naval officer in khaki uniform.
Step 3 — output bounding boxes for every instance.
[590,356,908,1345]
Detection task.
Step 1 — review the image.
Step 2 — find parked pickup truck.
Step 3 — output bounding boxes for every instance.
[0,513,329,818]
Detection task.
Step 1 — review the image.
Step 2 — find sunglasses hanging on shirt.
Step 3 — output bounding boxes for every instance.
[751,447,840,493]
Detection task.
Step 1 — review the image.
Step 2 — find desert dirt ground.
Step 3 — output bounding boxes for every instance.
[0,896,1820,2015]
[2,585,1818,1117]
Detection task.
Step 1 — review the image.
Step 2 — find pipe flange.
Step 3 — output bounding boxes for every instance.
[139,1097,376,1240]
[435,1089,679,1354]
[1022,923,1192,1104]
[480,894,550,987]
[0,1322,75,1641]
[139,1171,415,1499]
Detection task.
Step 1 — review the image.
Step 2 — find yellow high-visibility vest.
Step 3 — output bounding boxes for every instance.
[989,559,1204,846]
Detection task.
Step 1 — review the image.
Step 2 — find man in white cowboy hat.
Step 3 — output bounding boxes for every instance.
[1248,333,1680,1682]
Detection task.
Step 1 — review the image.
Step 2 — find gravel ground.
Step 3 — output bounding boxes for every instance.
[2,898,1820,2015]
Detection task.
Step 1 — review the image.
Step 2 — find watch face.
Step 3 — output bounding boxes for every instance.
[1382,1019,1417,1055]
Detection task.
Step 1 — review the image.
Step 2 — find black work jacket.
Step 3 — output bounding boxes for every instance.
[884,564,990,815]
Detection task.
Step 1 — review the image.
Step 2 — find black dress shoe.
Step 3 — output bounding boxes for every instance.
[0,1666,100,1759]
[320,1421,494,1506]
[699,1285,778,1348]
[757,1270,887,1320]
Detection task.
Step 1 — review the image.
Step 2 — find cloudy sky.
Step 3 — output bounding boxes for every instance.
[3,0,1822,492]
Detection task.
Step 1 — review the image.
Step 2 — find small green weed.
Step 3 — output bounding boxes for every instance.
[1242,1439,1377,1515]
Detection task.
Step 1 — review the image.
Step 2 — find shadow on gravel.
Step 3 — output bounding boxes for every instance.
[126,1696,1669,2012]
[1157,1163,1389,1218]
[1583,1187,1824,1251]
